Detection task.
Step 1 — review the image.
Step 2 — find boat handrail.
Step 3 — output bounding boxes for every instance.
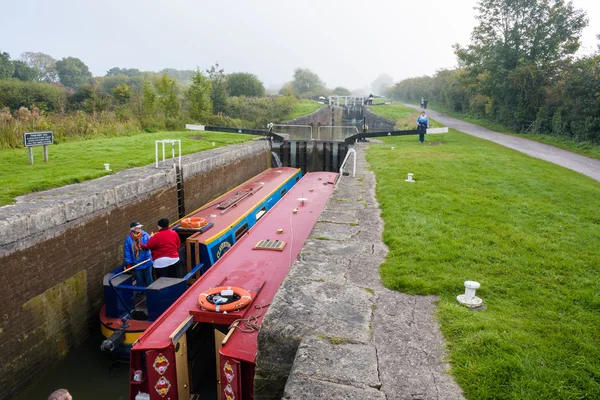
[108,260,151,321]
[183,262,205,281]
[108,261,206,320]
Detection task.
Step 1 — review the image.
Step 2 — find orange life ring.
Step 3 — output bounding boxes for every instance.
[180,217,208,229]
[198,286,252,312]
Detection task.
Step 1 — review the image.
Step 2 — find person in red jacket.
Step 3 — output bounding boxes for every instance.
[141,218,181,279]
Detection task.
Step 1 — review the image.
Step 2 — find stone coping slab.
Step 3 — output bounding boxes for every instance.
[283,377,386,400]
[289,336,381,389]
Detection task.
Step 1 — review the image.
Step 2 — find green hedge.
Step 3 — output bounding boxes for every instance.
[0,80,66,112]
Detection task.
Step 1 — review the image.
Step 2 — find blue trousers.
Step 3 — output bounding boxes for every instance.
[134,267,154,288]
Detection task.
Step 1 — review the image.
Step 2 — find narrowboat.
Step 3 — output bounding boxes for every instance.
[100,168,302,359]
[129,171,338,400]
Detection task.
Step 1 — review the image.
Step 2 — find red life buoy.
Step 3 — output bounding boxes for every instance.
[180,217,208,229]
[198,286,252,312]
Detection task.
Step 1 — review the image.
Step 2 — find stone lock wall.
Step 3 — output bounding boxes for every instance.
[0,140,270,400]
[364,107,396,130]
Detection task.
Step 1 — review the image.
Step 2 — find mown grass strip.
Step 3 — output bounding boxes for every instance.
[282,100,323,120]
[368,103,443,130]
[0,131,252,206]
[368,131,600,400]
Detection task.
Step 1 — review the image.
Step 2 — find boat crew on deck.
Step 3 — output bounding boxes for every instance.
[141,218,181,279]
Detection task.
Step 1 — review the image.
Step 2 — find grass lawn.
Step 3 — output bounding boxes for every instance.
[409,102,600,160]
[0,130,252,206]
[368,103,443,130]
[367,131,600,399]
[371,97,389,105]
[282,100,323,120]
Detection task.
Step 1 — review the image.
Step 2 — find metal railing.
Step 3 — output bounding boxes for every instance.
[155,139,181,169]
[339,147,357,178]
[108,260,205,320]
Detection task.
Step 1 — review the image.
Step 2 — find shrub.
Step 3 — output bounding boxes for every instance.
[165,117,184,131]
[0,80,66,112]
[224,96,296,127]
[200,114,249,129]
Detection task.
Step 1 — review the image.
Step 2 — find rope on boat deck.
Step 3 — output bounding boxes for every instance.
[229,304,271,333]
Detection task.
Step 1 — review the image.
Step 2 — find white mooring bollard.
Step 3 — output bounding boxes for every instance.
[104,163,110,171]
[457,281,483,308]
[405,173,415,183]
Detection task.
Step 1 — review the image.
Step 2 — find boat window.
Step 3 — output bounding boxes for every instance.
[280,188,287,196]
[255,207,267,221]
[234,223,249,241]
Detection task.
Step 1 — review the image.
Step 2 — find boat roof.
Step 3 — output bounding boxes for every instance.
[173,167,300,245]
[133,171,338,355]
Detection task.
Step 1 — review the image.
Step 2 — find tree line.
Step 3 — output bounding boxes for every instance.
[0,48,393,150]
[0,51,294,149]
[386,0,599,144]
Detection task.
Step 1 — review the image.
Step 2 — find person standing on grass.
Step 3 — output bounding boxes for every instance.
[416,110,429,143]
[141,218,181,279]
[124,221,153,290]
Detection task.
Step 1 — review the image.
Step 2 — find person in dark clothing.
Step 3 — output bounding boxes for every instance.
[424,99,429,109]
[141,218,181,279]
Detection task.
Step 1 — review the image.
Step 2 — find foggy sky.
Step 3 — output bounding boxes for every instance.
[2,0,599,91]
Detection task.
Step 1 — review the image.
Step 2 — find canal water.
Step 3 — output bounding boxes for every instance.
[14,331,129,400]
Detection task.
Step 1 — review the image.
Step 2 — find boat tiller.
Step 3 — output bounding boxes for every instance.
[101,324,128,352]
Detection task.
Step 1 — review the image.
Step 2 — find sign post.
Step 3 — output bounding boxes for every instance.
[24,131,54,164]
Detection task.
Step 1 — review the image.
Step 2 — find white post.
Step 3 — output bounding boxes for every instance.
[155,141,158,168]
[457,281,483,308]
